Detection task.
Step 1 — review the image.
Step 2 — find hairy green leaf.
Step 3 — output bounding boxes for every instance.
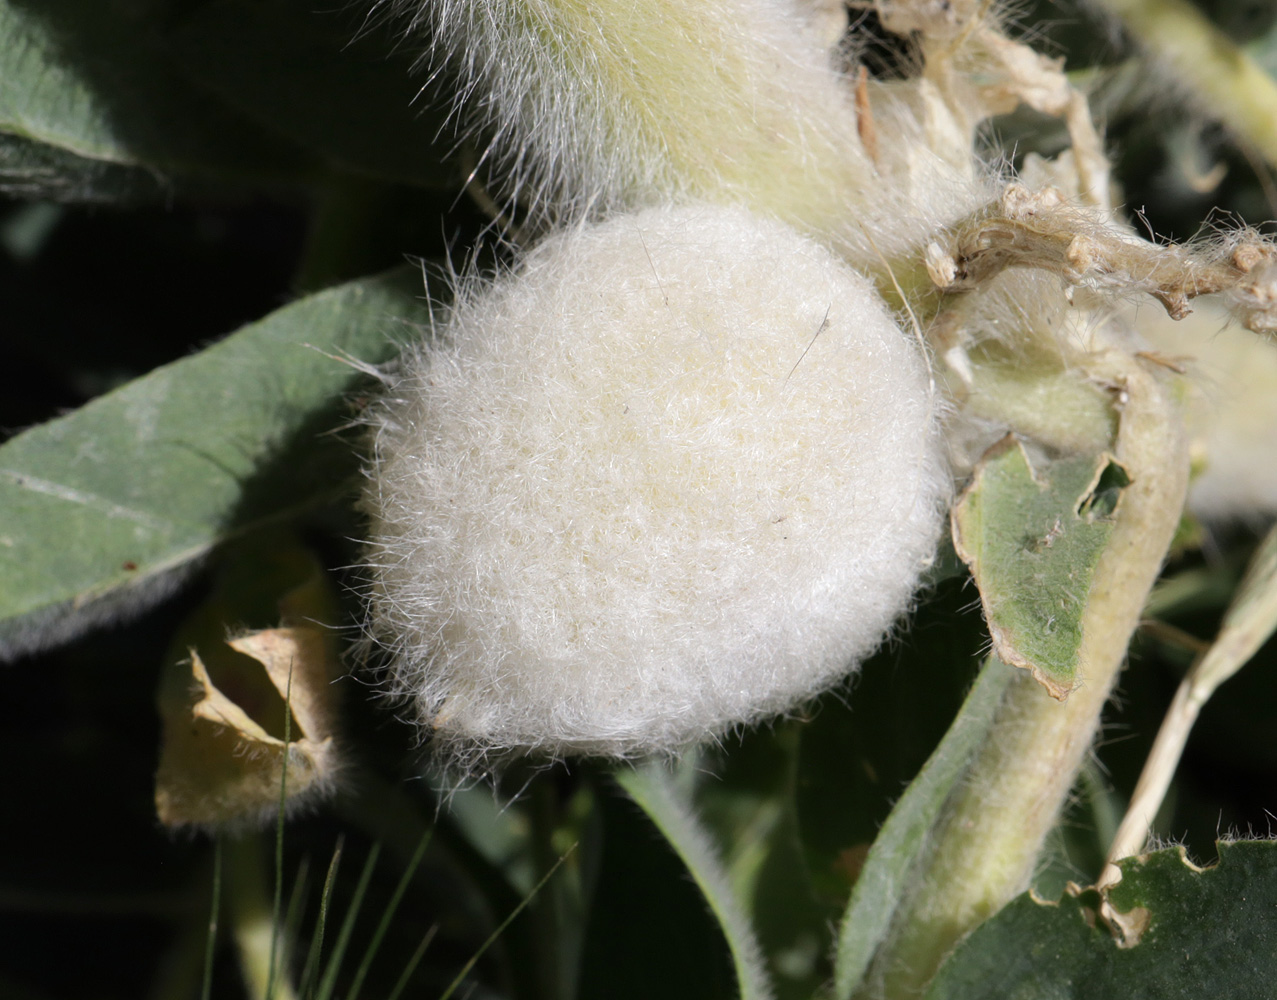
[0,132,171,204]
[0,266,430,659]
[798,580,988,906]
[0,0,302,197]
[961,349,1117,457]
[831,655,1013,999]
[952,437,1128,698]
[924,840,1277,999]
[616,763,775,1000]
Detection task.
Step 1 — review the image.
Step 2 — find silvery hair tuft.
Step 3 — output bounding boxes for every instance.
[361,203,950,765]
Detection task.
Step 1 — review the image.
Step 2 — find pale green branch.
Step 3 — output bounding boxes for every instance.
[1093,0,1277,167]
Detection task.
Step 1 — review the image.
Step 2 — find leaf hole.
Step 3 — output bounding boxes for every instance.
[204,647,299,741]
[1076,459,1131,521]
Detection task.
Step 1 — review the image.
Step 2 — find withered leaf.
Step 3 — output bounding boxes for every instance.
[952,435,1128,698]
[155,626,339,830]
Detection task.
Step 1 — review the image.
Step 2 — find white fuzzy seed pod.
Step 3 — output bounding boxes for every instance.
[363,204,950,761]
[391,0,985,267]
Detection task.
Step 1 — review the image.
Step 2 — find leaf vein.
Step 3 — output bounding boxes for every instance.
[0,468,175,531]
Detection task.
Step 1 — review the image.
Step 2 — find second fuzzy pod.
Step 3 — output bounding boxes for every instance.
[363,204,949,761]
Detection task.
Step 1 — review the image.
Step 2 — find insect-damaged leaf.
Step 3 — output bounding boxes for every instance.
[923,840,1277,999]
[154,537,343,829]
[952,436,1129,699]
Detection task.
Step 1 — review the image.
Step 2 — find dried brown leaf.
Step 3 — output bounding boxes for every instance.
[154,626,340,830]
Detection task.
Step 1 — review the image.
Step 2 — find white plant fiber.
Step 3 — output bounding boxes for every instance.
[385,0,985,266]
[363,204,949,761]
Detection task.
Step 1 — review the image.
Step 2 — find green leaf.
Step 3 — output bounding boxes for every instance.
[961,344,1117,458]
[0,131,169,204]
[831,655,1013,999]
[0,266,430,659]
[797,579,989,908]
[923,840,1277,999]
[952,436,1129,698]
[0,0,303,197]
[615,763,775,1000]
[168,0,461,189]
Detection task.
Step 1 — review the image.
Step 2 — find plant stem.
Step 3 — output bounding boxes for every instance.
[224,835,298,1000]
[1100,520,1277,886]
[529,777,569,1000]
[867,352,1189,998]
[1094,0,1277,168]
[202,836,223,1000]
[1097,674,1204,889]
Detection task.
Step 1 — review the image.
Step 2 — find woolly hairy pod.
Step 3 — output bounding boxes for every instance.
[361,204,949,762]
[383,0,986,267]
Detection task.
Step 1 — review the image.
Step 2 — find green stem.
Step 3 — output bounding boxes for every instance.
[529,777,568,1000]
[1094,0,1277,167]
[224,835,298,1000]
[201,837,223,1000]
[867,353,1190,998]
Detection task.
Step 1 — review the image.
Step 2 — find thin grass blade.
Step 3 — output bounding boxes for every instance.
[266,661,295,1000]
[344,828,432,1000]
[313,843,382,1000]
[202,835,224,1000]
[384,926,438,1000]
[438,846,575,1000]
[299,839,344,1000]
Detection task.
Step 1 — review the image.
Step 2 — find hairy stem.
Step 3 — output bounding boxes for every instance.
[927,184,1277,331]
[867,352,1189,998]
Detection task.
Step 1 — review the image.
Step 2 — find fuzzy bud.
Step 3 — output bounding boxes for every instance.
[362,204,949,762]
[393,0,985,268]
